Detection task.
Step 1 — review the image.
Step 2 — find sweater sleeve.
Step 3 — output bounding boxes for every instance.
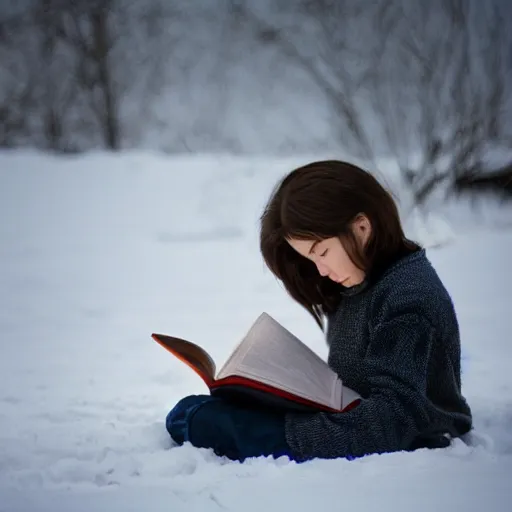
[284,309,435,462]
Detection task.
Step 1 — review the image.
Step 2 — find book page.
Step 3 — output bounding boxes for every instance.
[217,313,342,410]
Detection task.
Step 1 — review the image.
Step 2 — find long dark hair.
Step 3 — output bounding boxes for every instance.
[259,160,420,329]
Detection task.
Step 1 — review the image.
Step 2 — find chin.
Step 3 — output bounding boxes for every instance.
[340,277,364,287]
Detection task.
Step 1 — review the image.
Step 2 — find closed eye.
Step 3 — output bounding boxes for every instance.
[320,249,328,257]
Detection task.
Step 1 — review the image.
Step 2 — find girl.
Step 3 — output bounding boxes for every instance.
[165,160,472,463]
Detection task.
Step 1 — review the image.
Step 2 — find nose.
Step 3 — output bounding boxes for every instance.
[316,261,329,277]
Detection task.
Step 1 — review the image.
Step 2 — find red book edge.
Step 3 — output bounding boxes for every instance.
[211,374,360,413]
[152,333,216,387]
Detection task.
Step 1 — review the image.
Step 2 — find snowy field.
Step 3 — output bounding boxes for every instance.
[0,150,511,512]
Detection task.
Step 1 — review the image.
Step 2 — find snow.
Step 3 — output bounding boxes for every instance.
[0,149,511,511]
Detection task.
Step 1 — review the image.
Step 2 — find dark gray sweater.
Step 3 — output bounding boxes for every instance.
[284,249,472,461]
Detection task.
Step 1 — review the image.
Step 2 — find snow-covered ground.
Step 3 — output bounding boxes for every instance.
[0,150,511,512]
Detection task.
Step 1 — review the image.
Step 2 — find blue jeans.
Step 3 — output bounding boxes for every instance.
[166,394,293,462]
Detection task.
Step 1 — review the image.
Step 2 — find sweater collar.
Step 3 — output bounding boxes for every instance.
[338,249,426,297]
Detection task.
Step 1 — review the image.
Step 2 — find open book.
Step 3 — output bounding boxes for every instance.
[152,312,361,413]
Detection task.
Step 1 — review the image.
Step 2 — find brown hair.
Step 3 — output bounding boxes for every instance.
[259,160,420,329]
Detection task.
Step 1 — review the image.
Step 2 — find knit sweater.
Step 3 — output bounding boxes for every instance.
[284,249,472,461]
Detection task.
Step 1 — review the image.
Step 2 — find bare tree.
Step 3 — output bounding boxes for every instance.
[46,0,120,150]
[368,0,512,205]
[0,7,39,147]
[0,0,184,151]
[33,0,78,151]
[56,0,186,150]
[232,0,512,205]
[0,1,94,151]
[228,0,382,162]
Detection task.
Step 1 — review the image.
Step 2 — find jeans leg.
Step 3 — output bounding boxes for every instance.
[165,394,219,445]
[187,399,289,461]
[165,394,291,462]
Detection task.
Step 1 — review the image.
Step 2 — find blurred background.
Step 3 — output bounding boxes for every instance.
[1,0,511,208]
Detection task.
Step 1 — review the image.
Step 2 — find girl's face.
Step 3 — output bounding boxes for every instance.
[286,215,371,288]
